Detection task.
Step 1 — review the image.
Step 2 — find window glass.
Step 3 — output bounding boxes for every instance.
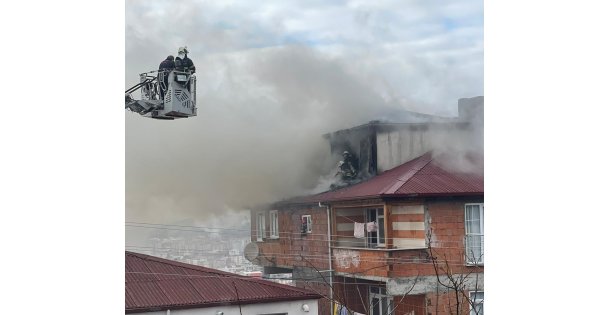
[366,208,385,248]
[369,286,392,315]
[302,215,312,234]
[257,213,265,241]
[470,291,484,315]
[465,204,484,264]
[270,210,279,238]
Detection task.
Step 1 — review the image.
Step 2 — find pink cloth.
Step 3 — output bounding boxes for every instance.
[354,222,365,238]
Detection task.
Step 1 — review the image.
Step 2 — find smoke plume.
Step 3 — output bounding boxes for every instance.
[125,0,483,230]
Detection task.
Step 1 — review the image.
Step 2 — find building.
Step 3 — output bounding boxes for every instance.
[247,97,484,315]
[324,96,482,182]
[126,251,322,315]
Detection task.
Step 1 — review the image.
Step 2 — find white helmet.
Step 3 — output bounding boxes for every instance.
[178,46,189,55]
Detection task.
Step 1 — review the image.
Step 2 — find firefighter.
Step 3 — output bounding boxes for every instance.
[175,46,195,74]
[158,55,175,100]
[175,46,195,92]
[336,151,357,180]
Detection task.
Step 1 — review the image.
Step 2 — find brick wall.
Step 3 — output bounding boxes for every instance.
[333,248,390,277]
[250,198,483,315]
[388,199,484,277]
[252,206,330,271]
[426,200,484,275]
[393,294,426,315]
[425,291,477,315]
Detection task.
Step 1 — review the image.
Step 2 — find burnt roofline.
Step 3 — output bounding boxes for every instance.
[322,120,469,139]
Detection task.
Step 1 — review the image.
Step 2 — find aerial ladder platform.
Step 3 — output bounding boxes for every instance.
[125,70,197,120]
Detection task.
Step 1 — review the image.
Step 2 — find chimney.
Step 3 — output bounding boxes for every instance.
[458,96,484,125]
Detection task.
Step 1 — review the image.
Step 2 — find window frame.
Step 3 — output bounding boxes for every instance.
[469,291,484,315]
[269,210,279,239]
[369,286,393,315]
[302,214,312,234]
[256,212,265,242]
[464,203,484,265]
[365,207,385,248]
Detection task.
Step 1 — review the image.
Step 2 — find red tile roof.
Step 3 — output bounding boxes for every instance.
[125,251,321,313]
[284,152,483,204]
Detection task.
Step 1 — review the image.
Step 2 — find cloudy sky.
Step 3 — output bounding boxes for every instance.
[125,0,483,240]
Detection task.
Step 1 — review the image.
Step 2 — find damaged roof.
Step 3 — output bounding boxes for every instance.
[125,251,321,313]
[283,152,483,205]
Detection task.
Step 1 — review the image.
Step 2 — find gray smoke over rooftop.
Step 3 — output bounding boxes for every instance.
[125,0,483,230]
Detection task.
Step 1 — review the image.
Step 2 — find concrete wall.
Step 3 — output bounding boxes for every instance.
[458,96,484,125]
[376,124,472,172]
[140,299,320,315]
[387,274,484,296]
[326,110,483,180]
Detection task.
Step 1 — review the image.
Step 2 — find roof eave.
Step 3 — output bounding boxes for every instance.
[126,294,322,313]
[275,191,483,208]
[383,192,484,199]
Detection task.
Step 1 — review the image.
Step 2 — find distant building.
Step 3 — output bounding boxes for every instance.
[126,251,322,315]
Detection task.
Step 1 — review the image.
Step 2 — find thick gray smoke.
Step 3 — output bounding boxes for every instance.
[125,0,483,229]
[126,46,405,224]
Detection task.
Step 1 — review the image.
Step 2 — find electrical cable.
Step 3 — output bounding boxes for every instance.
[126,221,481,246]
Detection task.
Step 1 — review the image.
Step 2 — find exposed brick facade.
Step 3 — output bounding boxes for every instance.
[249,196,483,315]
[426,291,478,315]
[253,206,330,271]
[393,294,426,315]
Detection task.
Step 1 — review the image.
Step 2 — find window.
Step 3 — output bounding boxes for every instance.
[256,212,265,241]
[366,208,385,248]
[469,291,484,315]
[369,286,393,315]
[269,210,279,238]
[465,203,484,264]
[301,215,312,234]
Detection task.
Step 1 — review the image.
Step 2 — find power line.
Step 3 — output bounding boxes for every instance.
[126,221,480,245]
[125,247,481,266]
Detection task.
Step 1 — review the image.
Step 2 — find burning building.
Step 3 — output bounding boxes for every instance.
[246,97,484,315]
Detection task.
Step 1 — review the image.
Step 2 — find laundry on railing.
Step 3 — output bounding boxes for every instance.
[354,222,365,238]
[366,221,378,232]
[333,303,350,315]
